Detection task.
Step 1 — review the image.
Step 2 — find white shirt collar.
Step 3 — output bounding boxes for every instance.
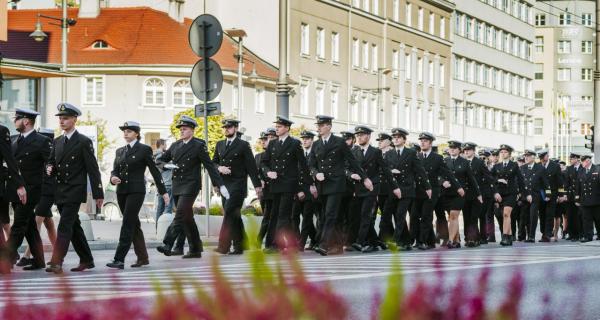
[128,140,137,148]
[360,145,369,152]
[321,133,332,142]
[451,156,458,160]
[63,129,76,139]
[396,146,404,153]
[279,134,289,143]
[304,147,311,154]
[227,136,236,143]
[20,128,35,138]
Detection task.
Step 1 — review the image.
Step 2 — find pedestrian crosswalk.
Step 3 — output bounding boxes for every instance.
[1,243,599,307]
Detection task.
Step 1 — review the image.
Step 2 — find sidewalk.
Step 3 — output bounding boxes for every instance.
[18,219,220,253]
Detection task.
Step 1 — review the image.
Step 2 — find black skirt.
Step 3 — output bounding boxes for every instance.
[35,195,54,218]
[500,194,517,209]
[440,195,465,211]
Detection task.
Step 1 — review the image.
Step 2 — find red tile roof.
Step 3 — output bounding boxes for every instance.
[1,7,278,80]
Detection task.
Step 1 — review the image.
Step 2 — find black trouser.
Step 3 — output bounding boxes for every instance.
[295,199,318,248]
[332,194,352,248]
[434,199,448,242]
[411,196,438,245]
[566,202,582,239]
[519,194,541,240]
[540,196,557,237]
[267,192,295,249]
[258,198,273,246]
[217,191,245,252]
[486,203,503,240]
[318,193,343,250]
[349,195,378,246]
[384,197,413,246]
[377,195,394,242]
[163,195,203,253]
[479,197,494,241]
[114,193,147,262]
[463,198,482,242]
[9,196,45,265]
[51,202,93,265]
[581,205,600,240]
[512,203,520,237]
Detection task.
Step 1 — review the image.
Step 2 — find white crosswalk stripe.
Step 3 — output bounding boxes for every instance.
[1,243,599,306]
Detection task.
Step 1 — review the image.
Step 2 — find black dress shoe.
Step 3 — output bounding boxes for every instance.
[131,260,149,268]
[361,245,376,253]
[45,264,63,274]
[16,257,33,267]
[400,244,413,251]
[71,262,95,272]
[156,246,172,256]
[182,252,202,259]
[571,237,579,242]
[487,237,496,243]
[499,235,508,246]
[23,263,45,271]
[378,242,389,250]
[106,260,125,270]
[480,239,488,245]
[580,237,593,243]
[170,249,184,256]
[351,243,363,251]
[228,250,244,255]
[213,248,229,255]
[314,246,328,256]
[417,243,429,250]
[539,236,550,243]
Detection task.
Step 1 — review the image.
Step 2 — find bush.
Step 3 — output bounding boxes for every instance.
[241,205,263,216]
[193,205,224,216]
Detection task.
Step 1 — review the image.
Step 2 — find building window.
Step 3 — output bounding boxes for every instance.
[362,0,370,12]
[417,57,423,83]
[92,40,109,49]
[352,38,360,67]
[582,13,593,26]
[406,3,412,26]
[316,27,325,59]
[455,13,463,36]
[371,44,378,72]
[535,72,543,80]
[428,107,434,131]
[392,50,399,78]
[392,0,400,21]
[300,79,310,115]
[370,93,378,125]
[582,40,593,54]
[315,83,325,115]
[534,118,543,135]
[255,87,265,113]
[392,96,399,127]
[534,36,543,53]
[557,68,571,81]
[173,79,194,107]
[428,61,434,86]
[535,14,545,26]
[418,7,424,31]
[362,41,370,70]
[582,68,593,81]
[331,32,340,63]
[416,103,423,131]
[440,17,445,38]
[331,85,339,118]
[361,92,369,124]
[558,40,571,54]
[351,89,359,122]
[581,96,593,102]
[581,123,593,135]
[84,76,104,105]
[404,102,411,128]
[144,78,165,106]
[440,63,445,87]
[372,0,379,15]
[534,91,543,107]
[405,53,412,80]
[429,13,435,34]
[559,13,571,25]
[300,23,310,56]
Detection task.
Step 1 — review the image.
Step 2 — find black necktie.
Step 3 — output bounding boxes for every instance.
[64,136,69,145]
[305,151,309,158]
[452,158,456,166]
[503,162,507,168]
[17,135,24,145]
[279,139,284,146]
[323,139,327,145]
[397,149,401,157]
[226,140,231,149]
[422,152,426,159]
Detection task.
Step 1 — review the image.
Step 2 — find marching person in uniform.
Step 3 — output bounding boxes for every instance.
[292,130,319,250]
[213,119,262,255]
[45,103,104,274]
[347,126,400,253]
[557,161,569,239]
[156,115,228,258]
[491,144,525,246]
[257,129,276,247]
[519,150,550,243]
[17,128,58,268]
[383,128,430,250]
[413,132,450,250]
[309,116,368,256]
[538,150,563,242]
[5,108,48,270]
[575,154,600,243]
[565,153,583,241]
[336,131,359,251]
[462,142,497,246]
[375,133,395,244]
[106,121,169,269]
[260,116,311,252]
[483,149,502,242]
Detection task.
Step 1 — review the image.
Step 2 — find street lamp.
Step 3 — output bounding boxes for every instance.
[225,28,247,122]
[29,1,77,101]
[461,89,476,141]
[377,68,392,130]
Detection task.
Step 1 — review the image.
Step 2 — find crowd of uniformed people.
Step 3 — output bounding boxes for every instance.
[1,103,599,274]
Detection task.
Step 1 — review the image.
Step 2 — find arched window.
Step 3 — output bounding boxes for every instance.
[173,79,194,107]
[144,78,165,106]
[92,40,109,49]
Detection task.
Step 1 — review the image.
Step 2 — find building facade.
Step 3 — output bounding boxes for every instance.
[451,0,537,152]
[534,0,595,158]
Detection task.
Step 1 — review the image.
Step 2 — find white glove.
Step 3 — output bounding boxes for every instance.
[220,185,230,200]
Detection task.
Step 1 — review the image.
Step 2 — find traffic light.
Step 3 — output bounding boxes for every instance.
[585,125,594,151]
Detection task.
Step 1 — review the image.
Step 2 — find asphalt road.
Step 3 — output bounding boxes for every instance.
[2,241,600,319]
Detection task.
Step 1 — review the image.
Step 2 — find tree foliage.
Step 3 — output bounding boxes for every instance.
[77,111,114,163]
[169,109,231,158]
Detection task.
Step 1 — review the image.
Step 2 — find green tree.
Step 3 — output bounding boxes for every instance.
[77,111,114,163]
[55,0,78,7]
[169,109,231,158]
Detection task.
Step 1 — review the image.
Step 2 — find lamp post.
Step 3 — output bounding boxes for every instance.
[225,28,247,122]
[29,0,77,101]
[377,68,391,131]
[277,0,290,117]
[461,89,476,141]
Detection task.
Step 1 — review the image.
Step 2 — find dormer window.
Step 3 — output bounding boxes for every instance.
[92,40,109,49]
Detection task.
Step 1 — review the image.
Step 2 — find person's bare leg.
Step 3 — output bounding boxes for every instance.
[43,217,57,245]
[2,224,10,241]
[448,211,460,245]
[503,207,513,235]
[552,217,560,241]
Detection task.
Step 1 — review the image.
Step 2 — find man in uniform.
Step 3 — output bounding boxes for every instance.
[565,153,582,241]
[46,103,104,274]
[336,131,359,251]
[156,116,228,258]
[213,119,262,255]
[518,150,550,242]
[6,108,50,270]
[309,115,369,256]
[485,149,502,242]
[413,132,453,250]
[260,116,311,252]
[538,150,563,242]
[292,130,319,250]
[375,133,395,244]
[575,154,600,242]
[257,128,277,247]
